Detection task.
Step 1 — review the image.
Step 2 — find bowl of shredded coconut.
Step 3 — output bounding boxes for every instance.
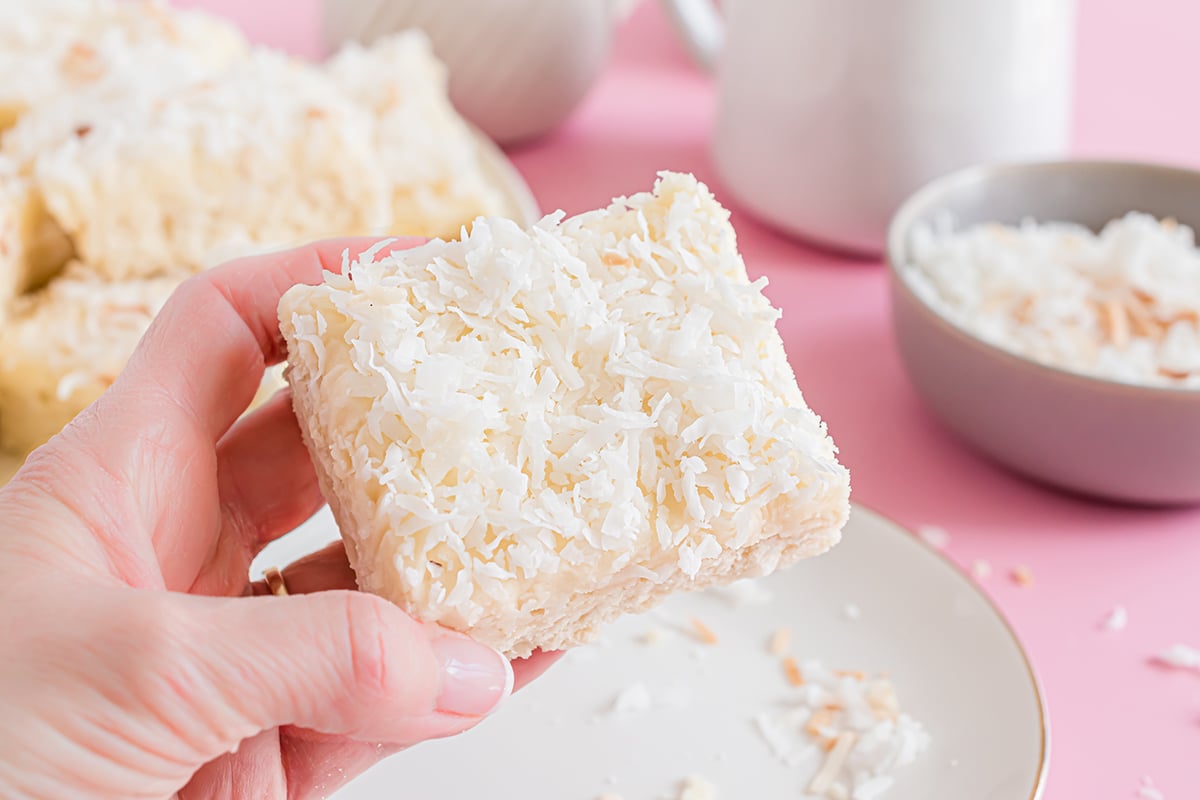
[887,160,1200,504]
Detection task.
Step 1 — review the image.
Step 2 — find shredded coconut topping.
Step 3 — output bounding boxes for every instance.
[280,172,849,655]
[8,25,504,281]
[0,269,178,451]
[0,0,246,138]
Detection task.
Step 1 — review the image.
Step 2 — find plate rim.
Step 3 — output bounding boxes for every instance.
[850,502,1050,800]
[470,124,542,227]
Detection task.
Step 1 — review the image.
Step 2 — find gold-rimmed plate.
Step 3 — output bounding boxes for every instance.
[313,504,1049,799]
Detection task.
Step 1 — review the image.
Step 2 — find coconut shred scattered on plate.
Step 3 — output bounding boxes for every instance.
[903,212,1200,388]
[752,662,931,799]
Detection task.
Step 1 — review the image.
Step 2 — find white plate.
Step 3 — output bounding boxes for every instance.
[472,126,541,227]
[321,505,1048,800]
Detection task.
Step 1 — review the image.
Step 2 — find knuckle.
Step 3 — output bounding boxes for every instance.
[340,593,396,697]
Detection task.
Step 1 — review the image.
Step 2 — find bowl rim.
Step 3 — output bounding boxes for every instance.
[885,158,1200,400]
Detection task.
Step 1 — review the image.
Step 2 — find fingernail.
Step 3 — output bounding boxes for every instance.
[433,636,513,717]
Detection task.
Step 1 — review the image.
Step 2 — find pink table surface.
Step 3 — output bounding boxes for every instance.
[182,2,1200,797]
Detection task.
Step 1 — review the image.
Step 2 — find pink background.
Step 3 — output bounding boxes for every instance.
[182,1,1200,797]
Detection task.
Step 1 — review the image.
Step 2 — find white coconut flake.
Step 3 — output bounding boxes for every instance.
[677,774,719,800]
[916,525,949,549]
[1156,644,1200,671]
[641,627,667,645]
[606,682,692,716]
[712,578,773,607]
[1102,605,1128,632]
[844,603,862,621]
[970,559,992,580]
[609,683,654,715]
[1137,775,1165,800]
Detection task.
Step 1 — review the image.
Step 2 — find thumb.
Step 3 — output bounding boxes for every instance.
[181,591,513,752]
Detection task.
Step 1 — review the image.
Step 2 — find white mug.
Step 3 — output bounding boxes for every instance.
[324,0,627,145]
[662,0,1077,255]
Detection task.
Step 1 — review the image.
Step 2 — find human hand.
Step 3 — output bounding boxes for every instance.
[0,240,559,799]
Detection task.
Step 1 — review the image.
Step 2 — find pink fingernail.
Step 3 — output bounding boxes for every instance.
[433,636,513,717]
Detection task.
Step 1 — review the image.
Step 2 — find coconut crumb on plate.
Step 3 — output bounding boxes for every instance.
[713,578,773,607]
[768,626,792,656]
[843,603,862,621]
[609,683,654,715]
[677,774,718,800]
[783,656,805,687]
[691,618,720,645]
[641,627,667,645]
[752,661,931,797]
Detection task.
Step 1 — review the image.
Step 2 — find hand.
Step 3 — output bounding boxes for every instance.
[0,240,559,800]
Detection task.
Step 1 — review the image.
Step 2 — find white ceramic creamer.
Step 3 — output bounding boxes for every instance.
[662,0,1077,254]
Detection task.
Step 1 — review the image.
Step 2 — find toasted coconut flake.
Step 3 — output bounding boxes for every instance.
[808,731,858,795]
[1100,299,1131,348]
[782,655,805,687]
[768,627,791,656]
[690,617,719,646]
[866,679,900,721]
[1012,565,1035,588]
[804,706,839,738]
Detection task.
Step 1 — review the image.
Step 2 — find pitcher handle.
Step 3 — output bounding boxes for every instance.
[659,0,724,71]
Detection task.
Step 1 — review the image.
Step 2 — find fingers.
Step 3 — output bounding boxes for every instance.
[272,647,563,799]
[281,736,403,800]
[190,391,326,596]
[61,237,416,590]
[245,543,562,691]
[180,590,513,758]
[178,730,284,800]
[116,238,390,443]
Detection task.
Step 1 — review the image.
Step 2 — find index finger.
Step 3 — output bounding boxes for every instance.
[117,237,417,442]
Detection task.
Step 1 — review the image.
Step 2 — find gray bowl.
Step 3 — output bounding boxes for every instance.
[886,160,1200,505]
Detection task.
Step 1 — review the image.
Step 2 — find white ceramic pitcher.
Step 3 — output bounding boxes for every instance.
[662,0,1077,255]
[324,0,632,145]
